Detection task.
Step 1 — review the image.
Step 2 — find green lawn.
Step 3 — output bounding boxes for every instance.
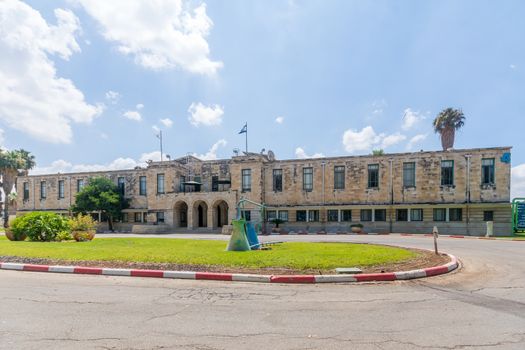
[0,237,416,270]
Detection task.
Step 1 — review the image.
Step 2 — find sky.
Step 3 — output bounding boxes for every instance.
[0,0,524,198]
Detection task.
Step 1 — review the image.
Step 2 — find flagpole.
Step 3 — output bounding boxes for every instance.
[245,122,248,154]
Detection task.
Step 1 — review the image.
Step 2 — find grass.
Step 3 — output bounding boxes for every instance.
[0,237,416,270]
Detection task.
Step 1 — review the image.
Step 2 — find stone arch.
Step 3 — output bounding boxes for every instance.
[173,200,189,228]
[192,200,208,228]
[212,199,229,228]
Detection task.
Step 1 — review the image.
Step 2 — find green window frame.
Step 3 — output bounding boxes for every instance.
[441,160,454,186]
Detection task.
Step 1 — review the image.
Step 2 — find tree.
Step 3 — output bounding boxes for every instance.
[0,148,36,227]
[433,108,465,150]
[71,177,129,231]
[371,149,385,156]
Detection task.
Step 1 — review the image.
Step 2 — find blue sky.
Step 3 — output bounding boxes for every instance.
[1,0,524,197]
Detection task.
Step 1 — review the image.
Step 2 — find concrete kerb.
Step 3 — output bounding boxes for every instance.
[0,254,459,284]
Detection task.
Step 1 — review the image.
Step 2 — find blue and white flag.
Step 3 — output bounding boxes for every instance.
[239,123,247,134]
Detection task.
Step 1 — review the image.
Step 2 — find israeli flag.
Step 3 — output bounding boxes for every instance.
[239,123,247,134]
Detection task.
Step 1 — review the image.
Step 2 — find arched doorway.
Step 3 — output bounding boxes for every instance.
[192,200,208,228]
[212,200,229,228]
[173,201,188,228]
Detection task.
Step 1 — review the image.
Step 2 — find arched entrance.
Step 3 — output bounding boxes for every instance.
[173,201,188,228]
[192,200,208,228]
[212,200,229,228]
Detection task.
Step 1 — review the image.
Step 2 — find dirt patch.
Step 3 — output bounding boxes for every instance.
[0,247,450,275]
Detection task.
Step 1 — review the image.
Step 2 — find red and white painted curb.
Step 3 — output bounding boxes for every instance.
[0,254,458,284]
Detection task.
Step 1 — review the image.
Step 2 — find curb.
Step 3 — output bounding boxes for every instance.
[0,254,458,284]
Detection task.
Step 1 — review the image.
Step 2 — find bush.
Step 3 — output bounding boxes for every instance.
[69,214,97,232]
[350,223,364,228]
[11,212,71,242]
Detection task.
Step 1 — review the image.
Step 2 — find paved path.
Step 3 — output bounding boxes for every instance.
[1,234,524,349]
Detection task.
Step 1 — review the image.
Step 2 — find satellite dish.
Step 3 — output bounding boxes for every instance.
[267,150,275,161]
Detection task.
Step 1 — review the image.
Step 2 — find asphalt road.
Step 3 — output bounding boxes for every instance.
[1,234,524,349]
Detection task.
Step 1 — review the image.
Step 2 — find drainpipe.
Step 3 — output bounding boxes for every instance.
[321,160,326,230]
[389,158,394,233]
[465,155,471,235]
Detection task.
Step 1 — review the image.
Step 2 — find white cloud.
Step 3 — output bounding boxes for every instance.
[275,116,284,124]
[402,108,425,130]
[0,129,4,147]
[371,99,387,116]
[406,134,427,151]
[31,150,164,175]
[193,139,227,160]
[342,126,406,154]
[152,125,161,133]
[76,0,223,75]
[122,110,142,121]
[105,90,121,104]
[512,164,525,199]
[510,64,516,70]
[0,0,102,144]
[188,102,224,127]
[380,133,406,149]
[295,147,324,159]
[160,118,173,128]
[99,132,109,140]
[136,103,144,110]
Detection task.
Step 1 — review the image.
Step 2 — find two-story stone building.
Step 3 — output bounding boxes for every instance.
[16,146,513,235]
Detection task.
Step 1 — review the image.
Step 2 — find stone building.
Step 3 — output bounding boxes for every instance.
[16,146,512,235]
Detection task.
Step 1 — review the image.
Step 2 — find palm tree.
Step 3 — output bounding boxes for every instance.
[433,108,465,150]
[0,148,36,227]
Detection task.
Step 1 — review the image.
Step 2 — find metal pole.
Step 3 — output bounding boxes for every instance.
[159,130,163,162]
[245,123,248,154]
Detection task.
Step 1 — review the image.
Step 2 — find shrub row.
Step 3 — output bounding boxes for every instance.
[8,212,97,242]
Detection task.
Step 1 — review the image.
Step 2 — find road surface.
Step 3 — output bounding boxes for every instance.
[1,234,524,349]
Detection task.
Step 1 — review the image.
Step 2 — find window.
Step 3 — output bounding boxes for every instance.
[327,210,339,222]
[40,181,46,199]
[118,177,125,195]
[341,210,352,222]
[296,210,307,222]
[482,158,495,185]
[484,210,494,222]
[303,167,313,191]
[179,175,186,192]
[441,160,454,186]
[134,212,142,222]
[308,210,319,222]
[77,179,84,192]
[397,209,408,221]
[360,209,372,222]
[449,208,462,221]
[267,210,277,221]
[58,180,65,199]
[157,173,165,194]
[139,176,147,195]
[374,209,386,222]
[242,169,251,192]
[368,164,379,188]
[403,162,416,187]
[334,166,345,190]
[278,211,289,221]
[23,182,29,200]
[241,210,251,221]
[273,169,283,192]
[410,209,423,221]
[156,211,165,224]
[212,175,219,192]
[433,208,446,221]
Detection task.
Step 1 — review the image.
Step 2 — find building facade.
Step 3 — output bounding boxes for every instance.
[16,146,513,235]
